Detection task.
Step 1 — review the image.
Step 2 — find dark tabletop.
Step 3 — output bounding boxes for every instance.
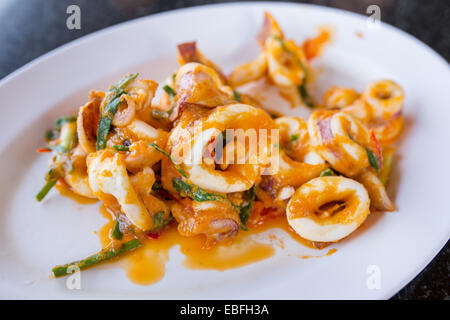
[0,0,448,299]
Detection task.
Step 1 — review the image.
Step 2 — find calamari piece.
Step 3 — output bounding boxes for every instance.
[112,94,136,127]
[308,110,377,176]
[64,173,96,198]
[105,119,168,173]
[171,198,239,240]
[287,176,370,242]
[77,92,102,153]
[342,99,372,124]
[260,151,326,198]
[362,79,404,120]
[177,41,226,80]
[275,116,324,164]
[126,118,168,144]
[124,140,164,174]
[111,78,158,127]
[354,167,395,211]
[228,53,267,87]
[174,62,233,107]
[64,145,96,198]
[322,81,405,145]
[87,150,153,231]
[230,12,312,108]
[170,103,274,193]
[130,167,170,220]
[256,11,284,46]
[265,36,308,87]
[129,166,156,195]
[368,114,403,146]
[323,86,360,110]
[322,87,372,123]
[126,79,158,114]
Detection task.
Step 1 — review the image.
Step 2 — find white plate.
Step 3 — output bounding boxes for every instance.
[0,2,449,300]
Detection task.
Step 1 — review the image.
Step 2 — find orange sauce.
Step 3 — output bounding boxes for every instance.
[299,248,337,259]
[55,181,98,205]
[96,205,336,286]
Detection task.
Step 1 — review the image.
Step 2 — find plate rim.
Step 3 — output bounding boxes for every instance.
[0,1,449,300]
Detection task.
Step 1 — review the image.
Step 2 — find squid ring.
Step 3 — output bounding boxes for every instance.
[308,110,372,176]
[323,86,360,110]
[87,150,153,231]
[362,79,404,120]
[176,103,274,193]
[174,62,233,107]
[287,176,370,242]
[370,115,404,146]
[274,116,324,164]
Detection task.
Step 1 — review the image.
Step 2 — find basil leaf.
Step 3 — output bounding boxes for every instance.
[233,89,241,102]
[113,145,130,152]
[54,115,76,130]
[46,129,58,141]
[148,143,187,178]
[96,73,139,151]
[96,94,123,150]
[320,168,335,177]
[172,178,239,211]
[290,134,299,142]
[111,219,123,240]
[152,211,166,231]
[162,85,176,97]
[239,186,256,230]
[272,35,314,107]
[366,148,380,174]
[151,109,170,120]
[298,84,314,108]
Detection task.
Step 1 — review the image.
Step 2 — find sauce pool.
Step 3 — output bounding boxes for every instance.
[96,204,337,286]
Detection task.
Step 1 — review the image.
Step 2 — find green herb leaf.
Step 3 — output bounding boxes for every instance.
[47,121,78,154]
[298,84,314,108]
[152,181,162,190]
[151,109,170,120]
[172,178,238,211]
[290,134,299,142]
[54,116,76,130]
[96,94,123,150]
[148,142,187,178]
[233,89,241,102]
[52,239,142,277]
[239,186,256,230]
[45,129,58,141]
[152,211,166,231]
[113,145,130,152]
[36,168,62,202]
[320,168,335,177]
[162,85,176,97]
[111,219,123,240]
[379,148,394,186]
[366,148,380,174]
[96,73,139,151]
[36,179,58,202]
[272,35,313,107]
[273,35,310,78]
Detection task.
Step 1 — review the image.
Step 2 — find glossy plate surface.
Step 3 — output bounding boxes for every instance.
[0,2,449,299]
